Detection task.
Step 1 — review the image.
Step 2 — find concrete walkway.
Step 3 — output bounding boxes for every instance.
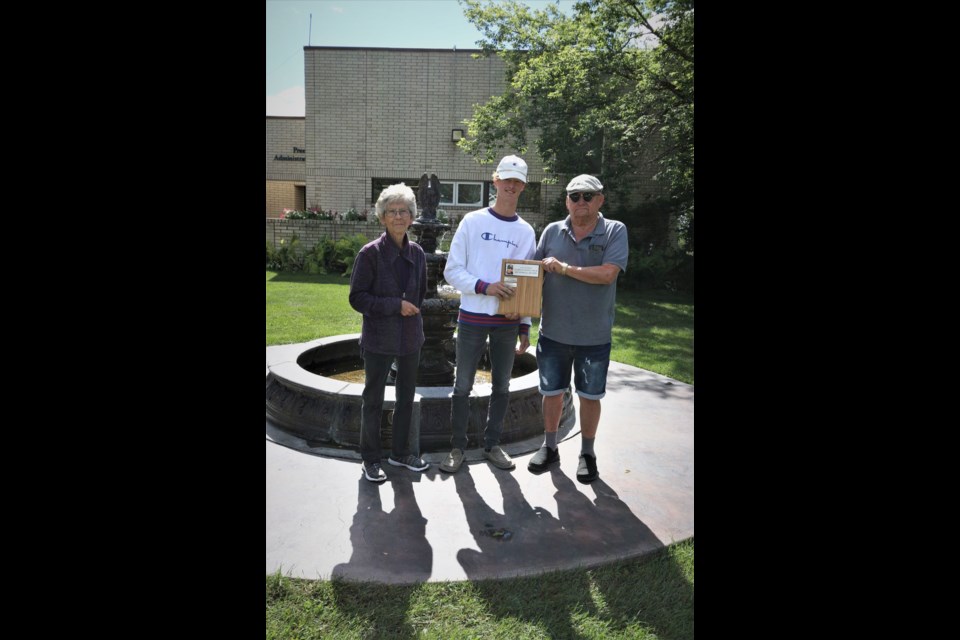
[266,361,693,583]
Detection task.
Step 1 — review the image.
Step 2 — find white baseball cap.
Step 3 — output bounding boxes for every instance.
[496,155,528,183]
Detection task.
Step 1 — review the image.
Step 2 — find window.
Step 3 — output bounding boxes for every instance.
[371,179,540,212]
[372,178,421,206]
[439,182,453,203]
[440,181,483,207]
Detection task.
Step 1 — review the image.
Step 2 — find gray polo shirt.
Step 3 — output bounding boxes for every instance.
[534,213,629,345]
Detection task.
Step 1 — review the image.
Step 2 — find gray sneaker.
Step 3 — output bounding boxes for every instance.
[440,448,465,473]
[484,445,515,470]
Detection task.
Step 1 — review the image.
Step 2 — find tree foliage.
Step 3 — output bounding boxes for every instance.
[459,0,694,249]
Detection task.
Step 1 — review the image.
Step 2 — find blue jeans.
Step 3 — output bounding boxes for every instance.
[536,334,611,400]
[450,323,518,450]
[360,349,420,463]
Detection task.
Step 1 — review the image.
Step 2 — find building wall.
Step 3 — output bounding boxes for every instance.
[267,219,468,251]
[266,117,306,216]
[305,47,555,218]
[266,182,305,217]
[267,219,386,249]
[276,47,666,228]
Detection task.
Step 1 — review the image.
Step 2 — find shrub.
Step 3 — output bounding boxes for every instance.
[266,234,370,275]
[266,241,281,270]
[605,197,694,292]
[333,234,369,276]
[315,238,337,272]
[302,239,332,274]
[265,235,303,271]
[281,208,334,220]
[622,244,693,292]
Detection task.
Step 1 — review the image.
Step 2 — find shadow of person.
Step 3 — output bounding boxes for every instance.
[452,465,685,638]
[330,474,432,635]
[549,469,665,564]
[453,465,567,578]
[587,538,695,639]
[555,472,694,640]
[453,466,594,639]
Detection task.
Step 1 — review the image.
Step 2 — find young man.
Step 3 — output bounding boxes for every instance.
[440,155,537,473]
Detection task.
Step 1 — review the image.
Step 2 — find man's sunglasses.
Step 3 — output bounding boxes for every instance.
[568,192,598,203]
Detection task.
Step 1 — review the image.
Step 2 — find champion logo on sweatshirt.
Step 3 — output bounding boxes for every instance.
[480,232,519,248]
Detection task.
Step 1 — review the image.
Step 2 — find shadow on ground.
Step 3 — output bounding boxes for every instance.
[330,475,431,636]
[451,466,691,638]
[322,466,692,638]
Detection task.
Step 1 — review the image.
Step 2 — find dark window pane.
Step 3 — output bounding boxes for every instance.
[487,182,541,211]
[458,183,482,205]
[372,178,419,206]
[439,182,454,204]
[518,182,541,211]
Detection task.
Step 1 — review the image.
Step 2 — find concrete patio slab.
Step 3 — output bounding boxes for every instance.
[266,360,693,583]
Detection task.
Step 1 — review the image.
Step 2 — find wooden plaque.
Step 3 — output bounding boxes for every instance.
[497,258,544,317]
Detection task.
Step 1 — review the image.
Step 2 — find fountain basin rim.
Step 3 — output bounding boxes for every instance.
[266,334,541,402]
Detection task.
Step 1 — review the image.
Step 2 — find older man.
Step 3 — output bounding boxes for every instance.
[529,174,629,483]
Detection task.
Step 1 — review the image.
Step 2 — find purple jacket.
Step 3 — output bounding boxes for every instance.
[348,232,427,356]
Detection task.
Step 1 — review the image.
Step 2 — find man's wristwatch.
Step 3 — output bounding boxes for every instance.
[561,262,569,276]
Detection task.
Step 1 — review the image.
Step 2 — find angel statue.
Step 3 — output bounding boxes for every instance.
[417,173,442,220]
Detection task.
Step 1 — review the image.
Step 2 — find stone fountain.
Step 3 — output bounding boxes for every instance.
[266,174,574,455]
[407,173,458,386]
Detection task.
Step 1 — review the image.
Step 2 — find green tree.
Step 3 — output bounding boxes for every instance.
[459,0,693,249]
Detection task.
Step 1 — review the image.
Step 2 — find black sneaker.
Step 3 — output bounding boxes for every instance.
[576,454,598,483]
[363,461,387,483]
[388,454,429,472]
[527,446,560,473]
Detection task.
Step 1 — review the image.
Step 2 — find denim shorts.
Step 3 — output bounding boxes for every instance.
[536,334,611,400]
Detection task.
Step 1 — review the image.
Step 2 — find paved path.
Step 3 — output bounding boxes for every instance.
[267,361,693,583]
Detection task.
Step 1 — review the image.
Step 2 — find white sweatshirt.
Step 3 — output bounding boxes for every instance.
[443,207,537,325]
[443,207,537,324]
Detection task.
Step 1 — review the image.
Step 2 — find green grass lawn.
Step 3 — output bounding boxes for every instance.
[266,271,362,344]
[266,270,694,638]
[267,271,693,385]
[267,540,693,640]
[611,289,694,384]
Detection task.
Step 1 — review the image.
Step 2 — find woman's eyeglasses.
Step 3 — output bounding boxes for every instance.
[385,209,410,218]
[568,192,598,203]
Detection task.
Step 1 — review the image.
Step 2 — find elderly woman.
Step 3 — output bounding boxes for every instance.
[348,183,429,482]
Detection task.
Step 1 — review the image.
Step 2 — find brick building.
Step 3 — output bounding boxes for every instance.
[267,46,665,227]
[266,116,306,215]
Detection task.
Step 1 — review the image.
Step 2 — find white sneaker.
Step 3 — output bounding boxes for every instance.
[440,448,465,473]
